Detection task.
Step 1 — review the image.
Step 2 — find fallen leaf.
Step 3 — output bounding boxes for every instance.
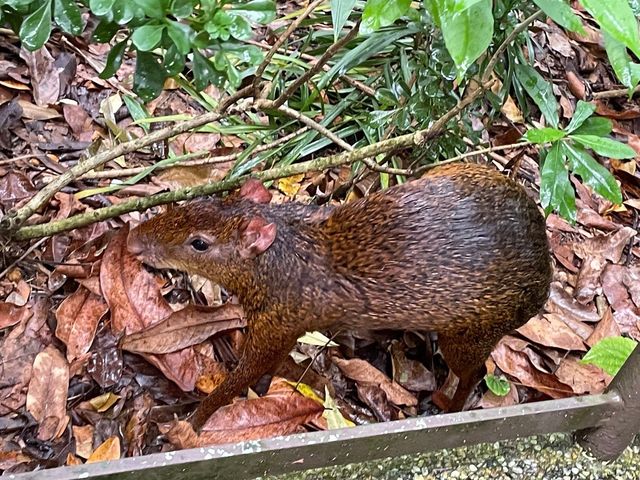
[121,304,245,354]
[546,282,601,323]
[586,307,621,347]
[55,285,108,362]
[389,340,437,392]
[26,345,69,440]
[491,342,573,399]
[333,357,417,406]
[73,424,95,459]
[100,226,199,391]
[517,314,587,351]
[86,436,121,463]
[555,356,610,394]
[0,302,30,329]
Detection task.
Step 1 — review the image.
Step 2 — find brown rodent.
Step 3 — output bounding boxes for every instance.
[127,163,552,431]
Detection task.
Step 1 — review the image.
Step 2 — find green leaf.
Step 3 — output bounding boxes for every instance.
[566,100,596,133]
[532,0,584,33]
[361,0,411,35]
[604,31,640,91]
[540,143,576,222]
[133,0,168,18]
[563,142,623,204]
[193,50,218,91]
[53,0,83,35]
[166,20,192,54]
[89,0,116,16]
[331,0,357,41]
[524,127,566,144]
[99,39,127,78]
[163,43,185,76]
[485,374,511,396]
[439,0,493,81]
[514,63,559,128]
[229,15,252,40]
[572,117,613,137]
[580,0,640,58]
[228,0,276,24]
[323,386,355,429]
[169,0,193,18]
[581,336,637,376]
[131,24,164,51]
[112,0,139,24]
[92,19,119,42]
[19,0,52,51]
[133,51,165,101]
[570,134,637,159]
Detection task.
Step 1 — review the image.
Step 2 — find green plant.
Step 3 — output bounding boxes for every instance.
[581,336,638,376]
[1,0,275,100]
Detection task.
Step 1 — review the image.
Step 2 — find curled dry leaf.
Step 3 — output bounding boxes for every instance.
[73,424,95,459]
[100,227,199,391]
[55,285,108,362]
[333,357,417,407]
[26,345,69,441]
[555,357,610,395]
[121,304,245,354]
[517,314,587,351]
[0,297,51,415]
[546,282,601,323]
[0,302,30,329]
[491,342,573,399]
[587,307,621,347]
[124,393,154,457]
[86,436,121,463]
[389,341,436,392]
[169,378,324,449]
[601,264,640,340]
[356,383,395,422]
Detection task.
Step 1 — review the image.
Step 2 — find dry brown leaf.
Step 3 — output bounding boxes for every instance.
[546,282,601,323]
[86,436,121,463]
[73,425,95,459]
[601,264,640,340]
[517,314,587,351]
[100,226,199,391]
[555,356,610,394]
[491,342,572,399]
[55,285,108,362]
[26,345,69,440]
[389,341,436,392]
[479,383,519,409]
[121,303,245,354]
[586,307,621,347]
[0,297,51,415]
[169,379,324,448]
[333,357,417,406]
[0,302,30,329]
[89,392,120,412]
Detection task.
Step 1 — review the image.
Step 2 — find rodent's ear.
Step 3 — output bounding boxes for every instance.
[238,217,277,259]
[238,179,272,204]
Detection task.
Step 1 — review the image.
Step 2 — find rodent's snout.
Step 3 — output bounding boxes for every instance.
[126,227,147,257]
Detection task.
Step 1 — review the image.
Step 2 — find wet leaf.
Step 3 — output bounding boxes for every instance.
[86,436,121,463]
[26,345,69,440]
[121,304,245,354]
[333,357,417,406]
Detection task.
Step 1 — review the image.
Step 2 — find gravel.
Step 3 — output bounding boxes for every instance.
[265,434,640,480]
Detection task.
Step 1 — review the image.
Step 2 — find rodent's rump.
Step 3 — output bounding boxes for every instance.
[127,162,552,430]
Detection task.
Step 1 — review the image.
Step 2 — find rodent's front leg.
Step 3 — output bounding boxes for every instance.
[189,312,300,432]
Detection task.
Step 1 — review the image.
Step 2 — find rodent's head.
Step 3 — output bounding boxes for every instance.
[126,179,277,281]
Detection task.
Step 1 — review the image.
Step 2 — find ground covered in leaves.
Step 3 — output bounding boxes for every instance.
[1,7,640,477]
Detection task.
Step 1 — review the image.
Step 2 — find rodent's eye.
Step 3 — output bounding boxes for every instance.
[190,238,210,252]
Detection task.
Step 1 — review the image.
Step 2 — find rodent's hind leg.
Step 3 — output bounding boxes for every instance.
[189,319,300,432]
[435,328,498,412]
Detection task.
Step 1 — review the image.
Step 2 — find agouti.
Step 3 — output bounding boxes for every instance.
[127,163,552,431]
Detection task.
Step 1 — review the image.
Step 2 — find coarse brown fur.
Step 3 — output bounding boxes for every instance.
[127,163,552,431]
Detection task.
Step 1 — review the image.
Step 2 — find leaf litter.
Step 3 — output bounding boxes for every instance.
[0,3,639,474]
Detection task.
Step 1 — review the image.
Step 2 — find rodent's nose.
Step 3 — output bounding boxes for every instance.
[126,227,147,256]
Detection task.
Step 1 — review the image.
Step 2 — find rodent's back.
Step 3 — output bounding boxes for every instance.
[313,163,551,333]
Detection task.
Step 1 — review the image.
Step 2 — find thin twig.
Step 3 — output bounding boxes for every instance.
[245,39,375,96]
[592,84,640,100]
[0,238,47,280]
[0,85,253,233]
[481,10,544,84]
[272,19,361,108]
[0,153,53,166]
[252,0,325,99]
[74,128,309,180]
[14,82,495,241]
